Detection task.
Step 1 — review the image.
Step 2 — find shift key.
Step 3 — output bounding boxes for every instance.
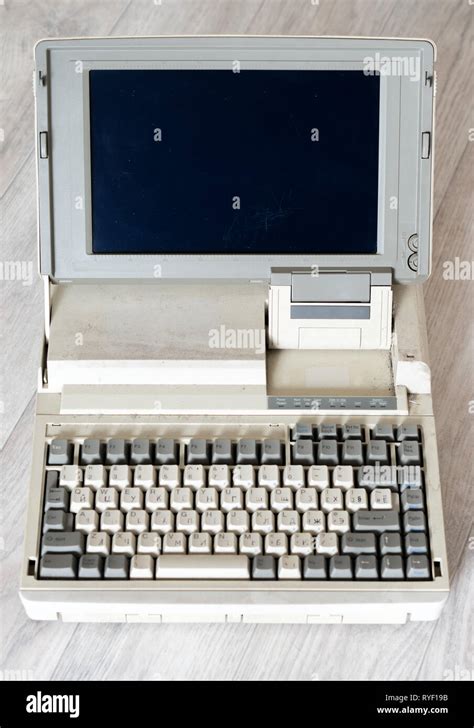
[41,532,84,555]
[353,511,400,532]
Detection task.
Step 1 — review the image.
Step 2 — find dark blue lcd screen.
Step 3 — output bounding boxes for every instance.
[89,70,380,255]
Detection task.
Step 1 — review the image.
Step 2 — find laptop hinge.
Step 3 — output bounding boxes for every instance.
[268,268,393,350]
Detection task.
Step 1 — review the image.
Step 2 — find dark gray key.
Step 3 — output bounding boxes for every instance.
[380,533,402,555]
[317,440,339,465]
[43,511,74,532]
[292,439,314,465]
[398,440,421,466]
[355,555,379,579]
[316,424,338,439]
[381,555,405,579]
[155,438,178,465]
[104,554,129,579]
[396,424,420,441]
[353,511,400,533]
[45,486,69,511]
[45,470,59,490]
[342,440,364,465]
[303,555,327,579]
[78,554,104,579]
[48,439,74,465]
[131,438,152,465]
[187,438,209,464]
[398,465,423,490]
[106,438,128,465]
[41,532,84,556]
[329,555,353,579]
[261,439,283,465]
[341,424,362,440]
[406,554,430,579]
[236,439,259,465]
[372,424,394,441]
[401,488,424,511]
[212,438,234,464]
[252,555,276,580]
[291,423,312,440]
[366,440,389,464]
[40,554,77,579]
[405,533,428,555]
[404,511,426,532]
[341,532,377,554]
[80,438,103,465]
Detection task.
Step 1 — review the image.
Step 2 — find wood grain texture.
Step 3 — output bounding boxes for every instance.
[0,0,472,681]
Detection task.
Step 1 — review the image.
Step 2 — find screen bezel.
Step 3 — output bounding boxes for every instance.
[35,37,435,283]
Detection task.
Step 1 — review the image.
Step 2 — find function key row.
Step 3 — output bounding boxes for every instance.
[292,423,421,442]
[292,439,422,466]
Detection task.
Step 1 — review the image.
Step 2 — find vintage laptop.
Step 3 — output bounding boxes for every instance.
[20,36,449,623]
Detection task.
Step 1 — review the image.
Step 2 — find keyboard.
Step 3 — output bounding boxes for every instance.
[37,422,433,582]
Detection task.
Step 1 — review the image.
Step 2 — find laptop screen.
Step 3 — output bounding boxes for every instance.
[89,70,380,256]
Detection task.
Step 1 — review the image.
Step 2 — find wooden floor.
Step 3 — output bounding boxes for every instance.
[1,0,472,681]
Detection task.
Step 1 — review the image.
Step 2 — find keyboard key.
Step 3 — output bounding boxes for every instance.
[401,488,424,511]
[86,532,110,556]
[80,439,103,465]
[270,488,293,512]
[187,438,209,465]
[345,488,368,513]
[341,532,377,555]
[246,488,268,513]
[212,438,233,464]
[78,554,103,578]
[59,465,83,489]
[329,555,353,579]
[372,424,394,441]
[44,486,69,511]
[332,465,354,490]
[155,438,178,465]
[48,439,74,465]
[291,423,312,440]
[201,510,224,534]
[320,488,343,513]
[214,532,238,554]
[104,554,129,579]
[156,554,250,579]
[195,487,219,513]
[134,464,156,489]
[341,440,364,465]
[292,439,314,465]
[189,532,212,554]
[355,555,378,579]
[265,533,288,556]
[316,424,338,439]
[277,510,300,535]
[45,470,59,490]
[405,533,428,555]
[227,510,250,534]
[406,554,430,579]
[303,555,327,579]
[75,509,99,534]
[96,487,119,513]
[84,464,107,490]
[239,533,263,556]
[307,465,330,490]
[183,465,206,490]
[316,532,338,556]
[252,555,276,580]
[370,488,393,510]
[317,440,339,465]
[100,509,124,534]
[208,464,231,490]
[105,439,128,465]
[261,439,283,464]
[278,555,301,579]
[130,554,154,579]
[381,555,404,579]
[302,510,325,534]
[112,532,136,556]
[366,440,389,464]
[175,510,199,534]
[327,511,350,534]
[158,464,181,490]
[236,439,258,465]
[221,487,244,512]
[109,465,132,490]
[353,511,400,532]
[170,488,193,512]
[40,554,77,578]
[396,424,420,441]
[341,424,362,440]
[137,532,161,556]
[380,533,402,555]
[43,510,74,532]
[403,511,426,532]
[162,532,186,553]
[283,465,305,489]
[252,510,275,534]
[290,533,313,556]
[258,465,280,490]
[42,532,84,555]
[398,465,423,490]
[295,488,318,513]
[131,438,152,465]
[120,487,143,512]
[126,510,149,534]
[232,465,255,490]
[398,440,421,466]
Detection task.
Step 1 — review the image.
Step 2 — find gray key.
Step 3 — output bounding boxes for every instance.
[212,438,234,464]
[252,555,276,580]
[372,424,394,441]
[341,424,362,440]
[406,554,430,579]
[40,554,77,579]
[355,555,379,579]
[329,555,353,579]
[342,440,364,465]
[45,470,59,490]
[43,510,74,532]
[398,465,423,490]
[106,438,128,465]
[155,438,178,465]
[401,488,424,511]
[303,555,327,579]
[78,554,104,579]
[48,439,74,465]
[317,440,339,465]
[236,439,258,465]
[366,440,389,464]
[341,532,377,554]
[404,511,426,532]
[292,439,314,465]
[380,532,402,555]
[381,555,405,579]
[405,533,428,555]
[398,440,421,466]
[187,438,209,464]
[104,554,129,579]
[316,424,338,439]
[261,439,283,465]
[41,532,84,555]
[291,423,312,440]
[353,511,400,532]
[396,424,420,441]
[80,438,103,465]
[131,438,152,465]
[45,486,69,511]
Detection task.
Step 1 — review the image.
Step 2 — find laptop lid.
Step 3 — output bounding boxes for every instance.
[34,36,435,284]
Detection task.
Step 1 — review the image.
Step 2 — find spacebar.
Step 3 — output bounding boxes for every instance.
[155,555,250,579]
